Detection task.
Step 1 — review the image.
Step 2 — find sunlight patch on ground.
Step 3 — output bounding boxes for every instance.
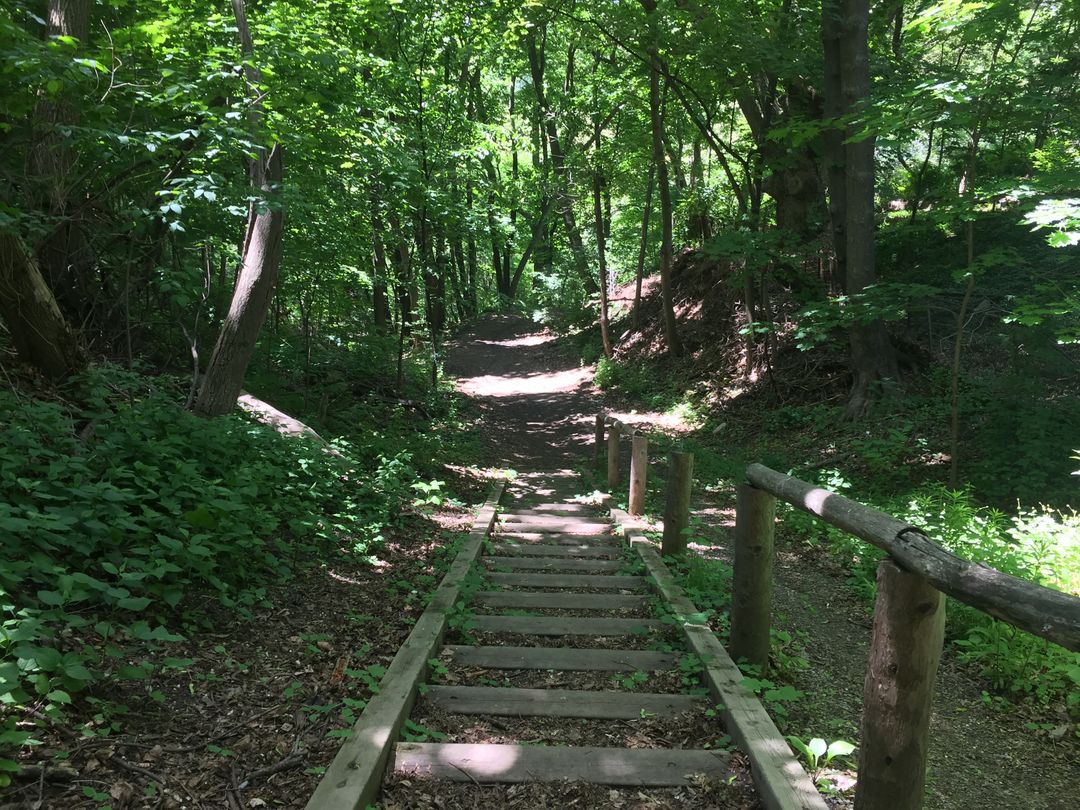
[457,367,593,397]
[474,333,554,347]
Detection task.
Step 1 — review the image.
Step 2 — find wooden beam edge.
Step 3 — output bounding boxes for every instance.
[304,479,507,810]
[608,509,829,810]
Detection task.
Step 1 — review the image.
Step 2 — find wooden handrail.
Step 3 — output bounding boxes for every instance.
[746,463,1080,652]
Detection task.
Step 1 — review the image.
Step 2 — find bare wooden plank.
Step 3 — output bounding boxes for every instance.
[485,572,645,590]
[473,590,647,610]
[496,531,621,546]
[304,482,506,810]
[747,463,1080,652]
[498,517,612,534]
[472,615,662,636]
[502,507,599,517]
[423,685,700,719]
[392,743,731,787]
[482,556,624,572]
[626,539,828,810]
[444,645,676,671]
[488,542,622,558]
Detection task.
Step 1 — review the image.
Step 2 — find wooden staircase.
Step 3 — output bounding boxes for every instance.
[388,480,733,791]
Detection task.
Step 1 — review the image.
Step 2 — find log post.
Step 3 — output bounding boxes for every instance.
[594,412,605,466]
[730,483,775,673]
[661,451,693,556]
[629,433,648,516]
[606,421,622,490]
[855,560,945,810]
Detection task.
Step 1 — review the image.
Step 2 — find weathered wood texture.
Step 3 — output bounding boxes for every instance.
[629,433,649,516]
[497,517,612,534]
[423,685,700,718]
[747,463,1080,651]
[496,531,620,546]
[472,614,662,636]
[305,482,505,810]
[472,590,646,609]
[444,645,676,671]
[661,451,694,556]
[484,572,646,589]
[730,483,776,672]
[595,411,606,465]
[481,555,623,572]
[608,507,829,810]
[855,560,945,810]
[486,542,621,558]
[393,742,731,786]
[607,420,622,489]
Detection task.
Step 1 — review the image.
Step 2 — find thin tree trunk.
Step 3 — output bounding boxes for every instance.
[642,0,682,357]
[821,0,848,293]
[527,30,594,293]
[633,163,655,324]
[593,120,613,359]
[193,0,284,417]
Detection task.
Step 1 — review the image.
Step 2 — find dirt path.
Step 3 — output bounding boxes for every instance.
[446,314,600,474]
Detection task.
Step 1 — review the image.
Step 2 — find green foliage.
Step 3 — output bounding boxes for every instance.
[783,478,1080,714]
[0,366,422,767]
[785,735,856,776]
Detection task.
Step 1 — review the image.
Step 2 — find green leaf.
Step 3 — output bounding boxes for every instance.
[828,740,856,758]
[808,738,827,758]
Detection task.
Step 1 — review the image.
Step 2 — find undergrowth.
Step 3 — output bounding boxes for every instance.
[0,361,456,782]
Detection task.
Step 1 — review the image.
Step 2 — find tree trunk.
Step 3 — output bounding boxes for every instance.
[593,121,613,359]
[0,229,86,379]
[32,0,94,316]
[821,0,848,293]
[839,0,897,419]
[193,0,284,417]
[526,30,595,293]
[633,163,655,324]
[642,1,682,357]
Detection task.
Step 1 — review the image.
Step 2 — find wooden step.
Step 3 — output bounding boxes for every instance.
[502,507,599,518]
[423,685,700,719]
[444,645,676,672]
[495,531,621,546]
[485,573,646,590]
[472,615,663,637]
[392,743,731,786]
[482,556,624,572]
[497,518,611,534]
[473,591,647,610]
[488,542,621,558]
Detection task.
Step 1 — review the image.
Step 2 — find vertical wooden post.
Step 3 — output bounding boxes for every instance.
[594,412,605,466]
[606,421,622,489]
[629,433,648,516]
[661,451,693,556]
[855,560,945,810]
[730,483,775,673]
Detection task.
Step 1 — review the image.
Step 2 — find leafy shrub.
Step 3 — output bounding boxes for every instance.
[0,366,420,777]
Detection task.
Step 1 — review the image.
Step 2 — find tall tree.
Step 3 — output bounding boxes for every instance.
[193,0,285,417]
[835,0,898,417]
[641,0,682,357]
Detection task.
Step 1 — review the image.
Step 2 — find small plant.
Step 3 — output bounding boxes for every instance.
[401,719,448,742]
[786,735,856,778]
[613,670,650,690]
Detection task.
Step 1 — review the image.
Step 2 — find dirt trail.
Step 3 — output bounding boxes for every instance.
[446,314,598,471]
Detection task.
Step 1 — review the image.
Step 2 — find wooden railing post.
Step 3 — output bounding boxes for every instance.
[606,421,622,489]
[661,451,693,556]
[594,412,605,466]
[730,483,775,673]
[628,433,648,516]
[855,560,945,810]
